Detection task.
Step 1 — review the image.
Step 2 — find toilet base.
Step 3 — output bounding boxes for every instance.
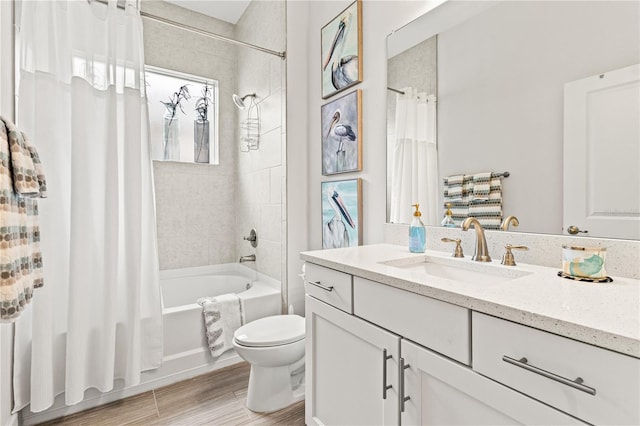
[246,364,304,413]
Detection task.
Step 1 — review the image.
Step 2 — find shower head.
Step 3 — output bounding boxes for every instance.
[232,93,256,110]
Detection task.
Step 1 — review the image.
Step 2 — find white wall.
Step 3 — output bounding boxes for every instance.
[285,0,310,315]
[298,0,443,247]
[0,1,19,424]
[288,1,640,287]
[285,0,444,314]
[235,1,286,283]
[437,1,639,234]
[144,1,287,283]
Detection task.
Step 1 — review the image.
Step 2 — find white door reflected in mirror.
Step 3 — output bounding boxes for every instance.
[563,64,640,240]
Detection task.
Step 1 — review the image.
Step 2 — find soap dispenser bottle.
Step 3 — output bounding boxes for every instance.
[409,203,426,253]
[441,203,456,228]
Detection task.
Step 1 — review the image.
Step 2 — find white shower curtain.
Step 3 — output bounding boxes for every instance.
[13,0,162,412]
[390,88,438,225]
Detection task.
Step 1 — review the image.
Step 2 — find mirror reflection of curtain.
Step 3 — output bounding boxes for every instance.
[390,88,438,225]
[13,0,162,412]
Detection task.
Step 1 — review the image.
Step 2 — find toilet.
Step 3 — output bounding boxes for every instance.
[232,314,305,413]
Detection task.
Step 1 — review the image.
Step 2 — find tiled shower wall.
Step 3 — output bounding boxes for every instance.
[143,1,238,270]
[143,0,285,276]
[235,1,286,282]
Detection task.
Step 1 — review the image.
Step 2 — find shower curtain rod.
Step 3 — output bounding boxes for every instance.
[387,87,405,95]
[93,0,287,60]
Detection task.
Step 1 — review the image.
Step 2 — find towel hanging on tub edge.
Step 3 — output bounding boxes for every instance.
[197,294,245,358]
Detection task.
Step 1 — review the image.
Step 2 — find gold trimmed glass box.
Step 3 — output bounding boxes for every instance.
[562,245,607,279]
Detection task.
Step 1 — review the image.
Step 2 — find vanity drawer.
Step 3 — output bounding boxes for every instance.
[305,263,353,314]
[472,312,640,425]
[353,277,470,365]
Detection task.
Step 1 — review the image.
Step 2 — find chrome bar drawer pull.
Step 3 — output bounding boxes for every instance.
[502,355,596,396]
[399,357,411,412]
[308,280,334,292]
[382,349,393,399]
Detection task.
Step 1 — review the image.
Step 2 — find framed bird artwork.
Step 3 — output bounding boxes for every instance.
[321,0,362,99]
[321,89,362,175]
[321,178,362,249]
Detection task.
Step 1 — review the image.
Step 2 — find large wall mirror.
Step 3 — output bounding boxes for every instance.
[386,1,640,240]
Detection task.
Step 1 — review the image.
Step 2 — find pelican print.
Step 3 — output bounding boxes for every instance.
[326,110,356,152]
[326,109,356,172]
[323,12,358,91]
[322,186,355,249]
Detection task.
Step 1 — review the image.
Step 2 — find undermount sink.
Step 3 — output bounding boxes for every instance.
[380,255,531,285]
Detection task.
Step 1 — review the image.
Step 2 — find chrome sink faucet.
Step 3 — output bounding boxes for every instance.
[461,217,491,262]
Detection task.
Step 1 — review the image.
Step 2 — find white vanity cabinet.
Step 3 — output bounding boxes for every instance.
[400,339,584,425]
[305,295,400,426]
[305,262,353,314]
[353,277,470,365]
[473,312,640,425]
[304,261,637,425]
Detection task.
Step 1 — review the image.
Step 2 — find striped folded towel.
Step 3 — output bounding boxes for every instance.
[444,174,476,226]
[444,174,475,202]
[472,172,492,201]
[469,173,503,230]
[443,174,464,201]
[448,202,469,227]
[444,172,505,229]
[468,201,503,229]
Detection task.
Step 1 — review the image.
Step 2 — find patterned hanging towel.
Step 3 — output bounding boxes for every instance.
[444,172,503,228]
[0,116,47,322]
[470,172,491,202]
[469,172,503,230]
[443,174,473,226]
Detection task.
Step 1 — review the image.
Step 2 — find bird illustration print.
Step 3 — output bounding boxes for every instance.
[326,110,356,172]
[322,186,355,249]
[323,12,358,91]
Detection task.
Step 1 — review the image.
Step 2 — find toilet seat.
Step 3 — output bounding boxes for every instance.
[234,315,305,347]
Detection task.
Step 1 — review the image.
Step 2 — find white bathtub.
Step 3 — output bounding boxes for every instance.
[141,263,281,387]
[160,264,281,360]
[22,264,282,425]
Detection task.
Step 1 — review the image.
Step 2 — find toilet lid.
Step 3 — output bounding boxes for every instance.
[234,315,305,347]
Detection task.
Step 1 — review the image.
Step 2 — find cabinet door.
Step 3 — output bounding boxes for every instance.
[306,295,400,426]
[400,340,586,426]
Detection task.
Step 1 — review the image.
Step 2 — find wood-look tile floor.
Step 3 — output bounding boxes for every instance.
[39,362,305,426]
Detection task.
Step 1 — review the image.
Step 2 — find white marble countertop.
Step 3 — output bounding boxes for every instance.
[301,244,640,358]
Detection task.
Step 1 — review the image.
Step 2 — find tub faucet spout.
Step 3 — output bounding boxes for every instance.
[239,254,256,263]
[461,217,491,262]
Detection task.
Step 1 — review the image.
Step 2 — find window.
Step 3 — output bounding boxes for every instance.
[145,66,219,164]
